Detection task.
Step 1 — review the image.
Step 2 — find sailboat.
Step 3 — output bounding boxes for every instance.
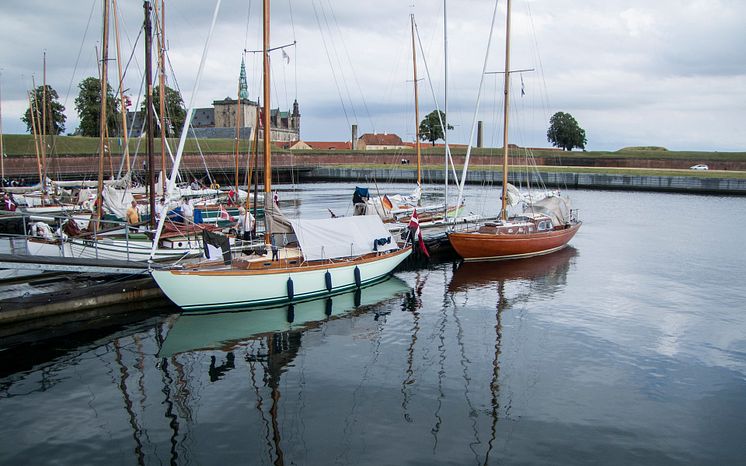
[150,0,412,311]
[353,14,463,226]
[447,0,581,261]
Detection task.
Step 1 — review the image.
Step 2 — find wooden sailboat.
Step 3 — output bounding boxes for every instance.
[447,0,581,261]
[150,0,412,311]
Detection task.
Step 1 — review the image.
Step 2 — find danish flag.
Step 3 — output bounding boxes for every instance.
[407,209,429,257]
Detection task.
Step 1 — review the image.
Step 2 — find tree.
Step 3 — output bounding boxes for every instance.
[21,85,66,135]
[74,76,119,137]
[546,111,587,151]
[142,85,187,137]
[418,110,453,146]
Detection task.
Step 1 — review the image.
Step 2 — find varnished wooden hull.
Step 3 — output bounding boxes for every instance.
[448,222,581,261]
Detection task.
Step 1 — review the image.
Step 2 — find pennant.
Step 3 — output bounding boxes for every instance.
[282,49,290,64]
[520,74,525,97]
[407,209,430,258]
[219,205,235,222]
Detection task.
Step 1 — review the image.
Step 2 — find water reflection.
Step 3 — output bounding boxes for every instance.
[447,247,576,464]
[159,276,411,357]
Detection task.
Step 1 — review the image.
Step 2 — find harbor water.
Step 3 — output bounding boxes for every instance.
[1,184,745,465]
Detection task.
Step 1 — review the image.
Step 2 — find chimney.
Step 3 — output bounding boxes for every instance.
[351,124,358,150]
[477,120,484,148]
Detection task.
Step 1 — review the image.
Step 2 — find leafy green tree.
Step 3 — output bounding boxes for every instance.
[546,111,587,151]
[141,85,187,137]
[21,85,66,135]
[74,76,119,137]
[418,110,453,146]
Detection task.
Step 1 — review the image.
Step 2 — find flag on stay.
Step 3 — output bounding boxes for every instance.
[282,49,290,64]
[219,205,235,222]
[520,74,525,97]
[408,209,430,258]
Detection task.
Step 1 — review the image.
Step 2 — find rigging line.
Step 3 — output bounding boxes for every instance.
[287,0,298,98]
[319,0,358,123]
[414,20,460,188]
[244,0,253,52]
[455,0,501,216]
[324,0,373,130]
[312,1,351,128]
[63,0,97,110]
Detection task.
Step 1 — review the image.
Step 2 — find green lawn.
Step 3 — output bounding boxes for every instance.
[3,134,745,164]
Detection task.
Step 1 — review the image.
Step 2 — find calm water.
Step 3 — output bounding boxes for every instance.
[1,184,746,465]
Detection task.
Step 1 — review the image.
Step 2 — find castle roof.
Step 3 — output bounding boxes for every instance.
[359,133,403,146]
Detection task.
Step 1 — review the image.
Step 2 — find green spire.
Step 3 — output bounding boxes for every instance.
[239,57,249,100]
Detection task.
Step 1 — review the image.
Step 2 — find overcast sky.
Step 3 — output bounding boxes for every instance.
[0,0,744,151]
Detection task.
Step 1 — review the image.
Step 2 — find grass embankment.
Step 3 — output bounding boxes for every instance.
[1,134,248,156]
[3,135,745,178]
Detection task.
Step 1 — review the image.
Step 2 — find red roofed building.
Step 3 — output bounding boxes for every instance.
[357,133,407,150]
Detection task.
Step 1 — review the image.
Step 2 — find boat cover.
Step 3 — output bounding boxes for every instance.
[289,215,398,261]
[531,195,571,225]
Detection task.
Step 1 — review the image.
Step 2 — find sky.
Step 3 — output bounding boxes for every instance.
[0,0,744,152]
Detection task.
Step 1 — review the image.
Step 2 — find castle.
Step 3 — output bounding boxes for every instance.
[128,59,300,142]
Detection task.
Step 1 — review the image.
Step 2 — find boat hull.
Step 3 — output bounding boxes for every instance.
[151,247,412,311]
[448,222,581,261]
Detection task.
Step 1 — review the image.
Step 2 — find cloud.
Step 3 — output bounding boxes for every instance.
[0,0,743,151]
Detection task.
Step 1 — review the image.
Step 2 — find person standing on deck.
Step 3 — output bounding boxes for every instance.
[126,200,140,226]
[180,198,194,224]
[236,206,255,241]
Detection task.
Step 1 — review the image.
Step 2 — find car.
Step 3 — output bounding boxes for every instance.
[689,164,709,170]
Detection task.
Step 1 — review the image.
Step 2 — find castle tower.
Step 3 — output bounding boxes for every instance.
[291,99,301,133]
[239,57,249,101]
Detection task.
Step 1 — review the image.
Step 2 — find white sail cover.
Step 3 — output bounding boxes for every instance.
[531,195,571,225]
[289,215,398,261]
[101,185,135,219]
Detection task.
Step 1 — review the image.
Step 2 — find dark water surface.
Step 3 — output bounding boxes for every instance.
[1,184,745,465]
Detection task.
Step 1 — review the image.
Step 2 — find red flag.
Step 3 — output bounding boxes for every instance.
[407,209,429,257]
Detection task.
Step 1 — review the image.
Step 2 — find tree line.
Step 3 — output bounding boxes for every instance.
[21,78,186,138]
[418,109,586,151]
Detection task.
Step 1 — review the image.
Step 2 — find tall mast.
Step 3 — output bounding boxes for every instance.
[500,0,512,221]
[156,0,167,193]
[144,0,156,229]
[262,0,271,245]
[443,0,449,218]
[97,0,110,223]
[0,71,4,185]
[112,0,131,179]
[41,52,47,200]
[410,14,422,190]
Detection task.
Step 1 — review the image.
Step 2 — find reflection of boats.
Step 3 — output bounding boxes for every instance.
[158,276,411,357]
[448,245,577,293]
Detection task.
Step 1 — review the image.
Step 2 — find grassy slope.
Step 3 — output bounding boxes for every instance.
[3,135,744,178]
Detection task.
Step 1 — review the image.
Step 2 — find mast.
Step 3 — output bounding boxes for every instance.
[41,52,47,200]
[111,0,131,180]
[500,0,512,221]
[0,71,4,185]
[443,0,449,218]
[410,14,421,190]
[145,1,156,229]
[262,0,271,244]
[27,90,44,189]
[97,0,110,223]
[156,0,167,193]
